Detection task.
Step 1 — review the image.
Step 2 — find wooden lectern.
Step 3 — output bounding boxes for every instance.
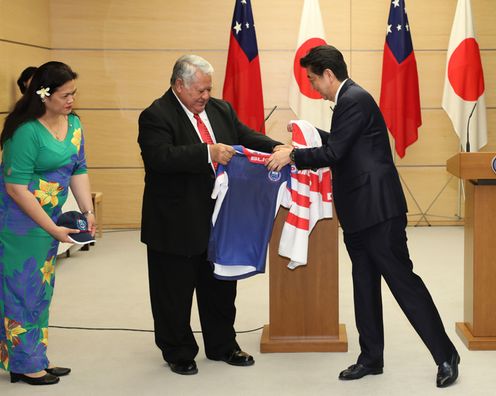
[260,207,347,352]
[447,152,496,350]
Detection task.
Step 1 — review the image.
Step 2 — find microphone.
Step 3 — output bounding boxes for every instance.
[260,105,277,131]
[465,102,478,152]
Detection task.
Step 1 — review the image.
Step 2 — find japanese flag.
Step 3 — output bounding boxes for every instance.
[288,0,330,130]
[442,0,487,152]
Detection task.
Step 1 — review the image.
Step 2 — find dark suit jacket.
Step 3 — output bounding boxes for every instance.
[295,79,407,233]
[138,88,281,256]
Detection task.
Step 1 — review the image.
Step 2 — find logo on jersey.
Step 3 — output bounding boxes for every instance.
[247,154,267,164]
[268,171,282,182]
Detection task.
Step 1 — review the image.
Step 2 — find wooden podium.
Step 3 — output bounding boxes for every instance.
[447,152,496,350]
[260,208,347,352]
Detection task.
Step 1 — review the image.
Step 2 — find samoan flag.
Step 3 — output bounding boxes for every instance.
[223,0,265,133]
[379,0,422,158]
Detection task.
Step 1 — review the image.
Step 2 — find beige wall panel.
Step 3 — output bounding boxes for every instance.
[481,51,496,107]
[350,0,390,50]
[257,0,350,50]
[0,0,50,47]
[49,0,230,49]
[258,0,350,50]
[76,110,142,168]
[88,168,145,228]
[407,0,457,50]
[49,0,350,51]
[399,167,461,224]
[480,109,496,151]
[260,51,294,109]
[351,0,495,50]
[51,50,231,109]
[265,109,297,145]
[0,43,48,112]
[395,110,461,166]
[473,0,496,48]
[351,0,456,50]
[310,0,350,50]
[348,51,382,101]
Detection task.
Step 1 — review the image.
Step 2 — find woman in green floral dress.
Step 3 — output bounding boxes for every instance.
[0,62,95,385]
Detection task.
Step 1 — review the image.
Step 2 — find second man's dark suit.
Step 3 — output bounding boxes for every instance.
[138,88,280,363]
[294,79,456,367]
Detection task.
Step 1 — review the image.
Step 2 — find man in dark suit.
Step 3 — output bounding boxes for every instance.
[267,45,460,388]
[138,54,283,375]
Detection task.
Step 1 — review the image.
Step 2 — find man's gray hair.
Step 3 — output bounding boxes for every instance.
[170,55,214,87]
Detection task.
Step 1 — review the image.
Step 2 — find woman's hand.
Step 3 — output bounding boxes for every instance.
[85,212,97,237]
[51,226,81,243]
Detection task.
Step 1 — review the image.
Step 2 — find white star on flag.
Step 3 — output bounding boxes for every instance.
[233,21,242,34]
[396,24,402,31]
[387,24,392,34]
[392,0,400,7]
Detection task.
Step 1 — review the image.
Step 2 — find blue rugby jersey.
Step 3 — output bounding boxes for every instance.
[208,146,291,280]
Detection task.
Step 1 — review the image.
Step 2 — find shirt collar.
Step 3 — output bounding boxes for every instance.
[334,78,349,104]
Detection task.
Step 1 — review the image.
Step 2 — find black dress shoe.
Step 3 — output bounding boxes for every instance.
[10,372,60,385]
[221,350,255,367]
[46,367,71,377]
[339,364,383,380]
[437,352,460,388]
[169,360,198,375]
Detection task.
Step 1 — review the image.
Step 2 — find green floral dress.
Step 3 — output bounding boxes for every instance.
[0,114,87,373]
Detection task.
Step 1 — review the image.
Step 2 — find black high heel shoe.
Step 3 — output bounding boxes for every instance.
[46,366,71,376]
[10,371,60,385]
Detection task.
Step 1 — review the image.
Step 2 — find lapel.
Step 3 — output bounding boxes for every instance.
[205,102,227,144]
[165,89,202,144]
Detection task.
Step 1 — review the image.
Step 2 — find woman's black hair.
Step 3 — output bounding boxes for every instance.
[16,66,38,94]
[1,61,78,148]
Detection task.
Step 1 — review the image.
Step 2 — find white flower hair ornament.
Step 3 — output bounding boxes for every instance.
[36,87,51,101]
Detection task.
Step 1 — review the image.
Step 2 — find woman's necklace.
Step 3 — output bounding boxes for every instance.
[39,115,68,141]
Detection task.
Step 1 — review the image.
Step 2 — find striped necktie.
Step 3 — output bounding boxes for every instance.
[194,114,214,144]
[194,114,217,170]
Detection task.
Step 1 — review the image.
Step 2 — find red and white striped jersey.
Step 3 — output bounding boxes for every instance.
[279,120,333,269]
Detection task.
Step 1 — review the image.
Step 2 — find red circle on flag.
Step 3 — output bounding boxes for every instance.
[448,38,485,101]
[294,37,327,99]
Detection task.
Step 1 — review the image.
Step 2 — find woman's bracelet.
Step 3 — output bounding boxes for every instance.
[83,210,94,216]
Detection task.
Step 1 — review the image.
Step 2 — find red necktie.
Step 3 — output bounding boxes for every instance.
[194,114,217,169]
[194,114,214,145]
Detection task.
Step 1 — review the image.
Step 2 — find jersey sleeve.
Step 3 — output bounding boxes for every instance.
[211,166,229,225]
[2,123,40,185]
